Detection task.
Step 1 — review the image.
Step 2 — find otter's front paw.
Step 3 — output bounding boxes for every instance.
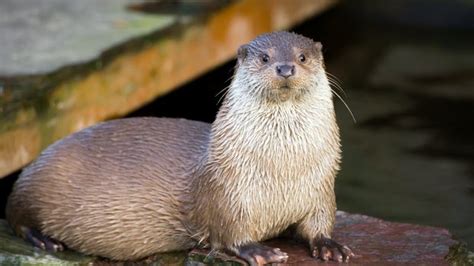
[234,243,288,266]
[311,237,354,262]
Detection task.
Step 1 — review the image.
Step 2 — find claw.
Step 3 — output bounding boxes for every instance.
[234,243,289,266]
[311,237,354,262]
[20,226,65,252]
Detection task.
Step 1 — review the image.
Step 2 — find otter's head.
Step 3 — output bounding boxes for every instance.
[232,31,327,103]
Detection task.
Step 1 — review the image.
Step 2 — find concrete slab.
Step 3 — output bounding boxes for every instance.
[0,0,175,76]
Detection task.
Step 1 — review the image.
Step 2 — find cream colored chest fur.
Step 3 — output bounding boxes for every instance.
[207,98,340,240]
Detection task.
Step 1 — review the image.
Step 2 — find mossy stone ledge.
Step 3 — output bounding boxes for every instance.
[1,211,471,265]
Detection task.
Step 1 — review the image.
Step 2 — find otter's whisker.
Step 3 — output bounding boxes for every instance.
[326,71,343,85]
[216,84,232,105]
[328,79,346,97]
[326,71,347,98]
[331,88,356,123]
[327,75,347,98]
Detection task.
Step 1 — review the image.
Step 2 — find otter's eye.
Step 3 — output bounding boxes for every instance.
[298,54,306,63]
[261,54,270,64]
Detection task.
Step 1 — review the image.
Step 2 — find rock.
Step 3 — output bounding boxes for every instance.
[1,211,470,265]
[0,218,187,265]
[188,211,469,265]
[0,219,94,265]
[331,212,459,265]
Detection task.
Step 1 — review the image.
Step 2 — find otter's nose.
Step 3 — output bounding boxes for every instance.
[276,64,295,78]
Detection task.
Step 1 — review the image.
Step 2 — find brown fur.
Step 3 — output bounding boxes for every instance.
[7,118,210,259]
[6,31,340,261]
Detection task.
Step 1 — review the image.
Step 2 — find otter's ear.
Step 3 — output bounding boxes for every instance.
[237,44,248,65]
[314,42,323,51]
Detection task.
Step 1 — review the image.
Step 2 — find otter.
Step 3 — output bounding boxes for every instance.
[6,31,354,265]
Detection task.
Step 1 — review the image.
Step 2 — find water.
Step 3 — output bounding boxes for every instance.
[1,0,473,251]
[310,6,474,249]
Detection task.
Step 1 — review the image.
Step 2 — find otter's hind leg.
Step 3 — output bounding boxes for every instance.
[19,226,65,252]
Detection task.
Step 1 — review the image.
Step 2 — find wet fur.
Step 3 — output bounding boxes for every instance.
[7,118,210,259]
[190,32,340,251]
[6,32,341,261]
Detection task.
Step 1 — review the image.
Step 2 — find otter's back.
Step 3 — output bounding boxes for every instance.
[6,117,211,259]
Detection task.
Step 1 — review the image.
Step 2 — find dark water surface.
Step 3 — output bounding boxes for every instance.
[1,1,473,250]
